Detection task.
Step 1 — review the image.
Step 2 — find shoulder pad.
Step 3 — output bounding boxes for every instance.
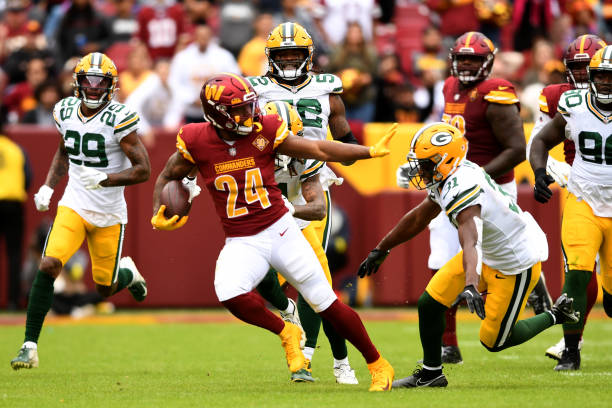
[557,89,588,117]
[311,73,343,94]
[247,76,273,90]
[481,78,518,105]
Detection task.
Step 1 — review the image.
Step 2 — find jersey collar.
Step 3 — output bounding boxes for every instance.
[269,75,312,94]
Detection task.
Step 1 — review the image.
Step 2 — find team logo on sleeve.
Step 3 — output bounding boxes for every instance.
[253,135,269,151]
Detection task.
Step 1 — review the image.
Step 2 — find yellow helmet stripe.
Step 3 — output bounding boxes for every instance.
[465,32,474,47]
[224,72,250,94]
[579,35,587,54]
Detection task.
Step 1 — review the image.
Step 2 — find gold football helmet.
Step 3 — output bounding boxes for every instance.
[265,22,314,81]
[406,122,468,190]
[264,100,304,172]
[588,45,612,104]
[73,52,118,109]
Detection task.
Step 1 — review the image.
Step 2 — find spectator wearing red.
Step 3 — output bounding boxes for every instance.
[3,19,55,85]
[3,57,47,123]
[137,0,188,61]
[0,0,34,63]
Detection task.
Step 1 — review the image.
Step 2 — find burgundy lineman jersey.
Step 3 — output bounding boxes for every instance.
[442,76,520,185]
[176,114,290,237]
[537,83,576,165]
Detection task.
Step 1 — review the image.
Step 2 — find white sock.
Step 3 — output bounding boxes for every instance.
[282,301,295,315]
[303,346,314,361]
[334,357,349,368]
[23,341,37,350]
[423,364,442,371]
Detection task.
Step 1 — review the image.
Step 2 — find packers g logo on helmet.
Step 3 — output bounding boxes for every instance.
[406,122,468,190]
[73,52,118,109]
[265,22,314,81]
[264,100,304,172]
[587,45,612,105]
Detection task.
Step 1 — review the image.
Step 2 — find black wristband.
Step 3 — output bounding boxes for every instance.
[337,131,359,145]
[534,168,547,179]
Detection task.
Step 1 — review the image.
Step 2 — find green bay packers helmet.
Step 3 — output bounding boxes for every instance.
[588,45,612,105]
[265,22,314,81]
[264,100,304,172]
[73,52,118,109]
[406,122,468,190]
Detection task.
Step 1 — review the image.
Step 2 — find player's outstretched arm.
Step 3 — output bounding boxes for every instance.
[100,131,151,187]
[278,123,397,162]
[484,103,526,179]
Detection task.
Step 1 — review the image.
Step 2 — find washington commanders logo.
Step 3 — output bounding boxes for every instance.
[253,135,269,151]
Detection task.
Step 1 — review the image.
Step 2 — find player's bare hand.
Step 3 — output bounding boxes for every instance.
[369,123,397,158]
[151,205,188,231]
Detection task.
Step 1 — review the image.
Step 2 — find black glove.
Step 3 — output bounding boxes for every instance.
[357,249,390,278]
[534,168,555,203]
[452,285,486,320]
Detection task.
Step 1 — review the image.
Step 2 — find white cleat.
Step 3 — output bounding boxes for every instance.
[279,298,305,349]
[334,363,359,385]
[545,337,583,361]
[11,346,39,370]
[120,256,147,302]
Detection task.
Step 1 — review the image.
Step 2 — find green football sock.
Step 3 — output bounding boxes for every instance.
[298,294,321,349]
[562,269,591,348]
[256,269,289,311]
[24,271,56,343]
[418,291,447,367]
[322,316,348,360]
[113,267,134,295]
[500,313,554,349]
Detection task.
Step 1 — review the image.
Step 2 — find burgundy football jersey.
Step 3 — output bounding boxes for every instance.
[538,83,576,165]
[177,114,290,237]
[442,76,520,185]
[137,4,186,61]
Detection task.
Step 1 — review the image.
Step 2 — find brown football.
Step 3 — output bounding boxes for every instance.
[160,180,191,218]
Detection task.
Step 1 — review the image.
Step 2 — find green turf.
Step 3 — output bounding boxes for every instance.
[1,309,610,408]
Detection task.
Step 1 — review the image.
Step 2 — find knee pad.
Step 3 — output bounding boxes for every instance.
[604,289,612,318]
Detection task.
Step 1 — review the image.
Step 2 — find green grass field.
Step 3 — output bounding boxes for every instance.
[1,308,610,408]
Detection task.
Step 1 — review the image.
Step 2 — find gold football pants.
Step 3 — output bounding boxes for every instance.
[426,250,541,349]
[43,206,125,286]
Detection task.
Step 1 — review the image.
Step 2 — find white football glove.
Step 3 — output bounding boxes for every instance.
[396,163,411,189]
[79,166,108,190]
[546,157,571,188]
[182,176,201,203]
[282,195,295,215]
[34,185,54,212]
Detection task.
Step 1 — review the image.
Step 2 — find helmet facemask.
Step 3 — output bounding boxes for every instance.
[566,59,590,89]
[451,53,494,85]
[589,68,612,106]
[75,73,113,109]
[268,48,311,80]
[406,153,446,190]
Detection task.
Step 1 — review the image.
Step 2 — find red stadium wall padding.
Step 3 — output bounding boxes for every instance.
[3,127,563,308]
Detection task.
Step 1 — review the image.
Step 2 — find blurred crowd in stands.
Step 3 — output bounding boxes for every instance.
[0,0,611,146]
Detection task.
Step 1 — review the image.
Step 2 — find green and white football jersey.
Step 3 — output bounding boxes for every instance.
[558,89,612,216]
[428,160,548,274]
[52,97,140,226]
[275,159,325,230]
[248,74,344,191]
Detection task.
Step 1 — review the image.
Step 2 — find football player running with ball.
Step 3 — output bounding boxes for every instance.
[527,34,606,369]
[151,73,397,391]
[360,122,579,388]
[248,22,360,384]
[530,45,612,372]
[397,31,552,365]
[11,53,151,370]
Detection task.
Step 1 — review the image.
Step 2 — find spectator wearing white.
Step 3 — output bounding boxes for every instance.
[125,59,172,147]
[164,23,240,127]
[311,0,375,46]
